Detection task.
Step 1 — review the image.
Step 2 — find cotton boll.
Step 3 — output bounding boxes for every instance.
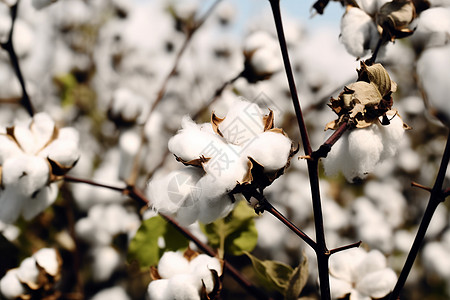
[340,7,379,58]
[17,257,40,288]
[422,242,450,278]
[157,251,190,279]
[147,279,170,300]
[109,88,149,124]
[329,275,353,300]
[0,269,26,299]
[248,47,281,77]
[378,113,405,160]
[30,113,55,148]
[417,43,450,125]
[33,248,59,276]
[197,192,236,224]
[243,131,291,172]
[148,168,202,216]
[412,7,450,49]
[168,116,226,161]
[0,9,11,44]
[41,139,80,167]
[355,268,397,298]
[91,246,121,282]
[218,98,265,145]
[243,31,276,55]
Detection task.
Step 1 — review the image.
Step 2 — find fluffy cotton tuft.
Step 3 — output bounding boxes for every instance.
[340,7,379,58]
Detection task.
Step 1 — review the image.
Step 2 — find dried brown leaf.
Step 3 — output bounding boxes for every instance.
[377,0,416,40]
[263,109,274,131]
[211,112,224,137]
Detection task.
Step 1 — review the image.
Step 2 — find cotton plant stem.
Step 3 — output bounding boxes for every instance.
[126,0,222,187]
[0,1,35,117]
[389,131,450,300]
[311,122,349,159]
[63,175,272,300]
[268,1,331,299]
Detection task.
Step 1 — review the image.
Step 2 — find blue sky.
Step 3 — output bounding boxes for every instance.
[228,0,343,31]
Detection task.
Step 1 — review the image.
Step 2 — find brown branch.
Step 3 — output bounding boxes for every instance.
[0,1,35,117]
[312,122,350,159]
[329,241,362,255]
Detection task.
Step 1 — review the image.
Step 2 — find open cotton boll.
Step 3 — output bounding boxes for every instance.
[243,31,276,55]
[157,251,190,279]
[30,113,55,148]
[243,131,291,172]
[417,43,450,124]
[355,268,397,299]
[412,7,450,48]
[42,139,80,167]
[340,7,379,58]
[147,279,170,300]
[148,168,202,216]
[0,269,26,299]
[17,257,40,288]
[197,192,236,224]
[109,88,149,123]
[33,248,59,276]
[168,116,226,162]
[249,47,281,77]
[218,98,265,145]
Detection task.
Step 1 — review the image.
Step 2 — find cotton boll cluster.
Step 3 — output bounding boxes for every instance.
[323,112,406,182]
[329,247,397,300]
[147,250,222,300]
[149,98,293,225]
[0,248,61,299]
[0,112,80,224]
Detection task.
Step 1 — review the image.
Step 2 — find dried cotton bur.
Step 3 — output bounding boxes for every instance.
[322,62,410,182]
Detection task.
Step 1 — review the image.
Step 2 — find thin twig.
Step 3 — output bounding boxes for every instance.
[64,175,272,300]
[389,131,450,300]
[0,1,35,116]
[252,191,317,251]
[329,241,362,255]
[312,122,349,159]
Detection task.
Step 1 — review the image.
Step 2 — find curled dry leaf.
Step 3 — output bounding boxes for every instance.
[326,62,397,129]
[376,0,416,40]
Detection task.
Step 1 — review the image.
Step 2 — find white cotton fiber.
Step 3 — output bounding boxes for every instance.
[0,135,21,163]
[189,254,222,293]
[91,246,121,282]
[243,131,291,172]
[157,251,190,279]
[218,98,264,145]
[166,274,202,300]
[147,279,170,300]
[345,125,384,181]
[197,193,236,224]
[340,7,378,58]
[417,43,450,124]
[148,168,202,216]
[243,31,275,55]
[378,113,405,159]
[17,257,40,287]
[168,116,226,161]
[34,248,59,276]
[0,269,26,299]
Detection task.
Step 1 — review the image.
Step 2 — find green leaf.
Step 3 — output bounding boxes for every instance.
[284,253,309,300]
[245,251,294,293]
[127,215,189,270]
[200,201,257,256]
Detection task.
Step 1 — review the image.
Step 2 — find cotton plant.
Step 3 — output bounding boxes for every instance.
[147,250,222,300]
[147,97,295,226]
[0,248,61,299]
[0,112,80,223]
[322,62,408,182]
